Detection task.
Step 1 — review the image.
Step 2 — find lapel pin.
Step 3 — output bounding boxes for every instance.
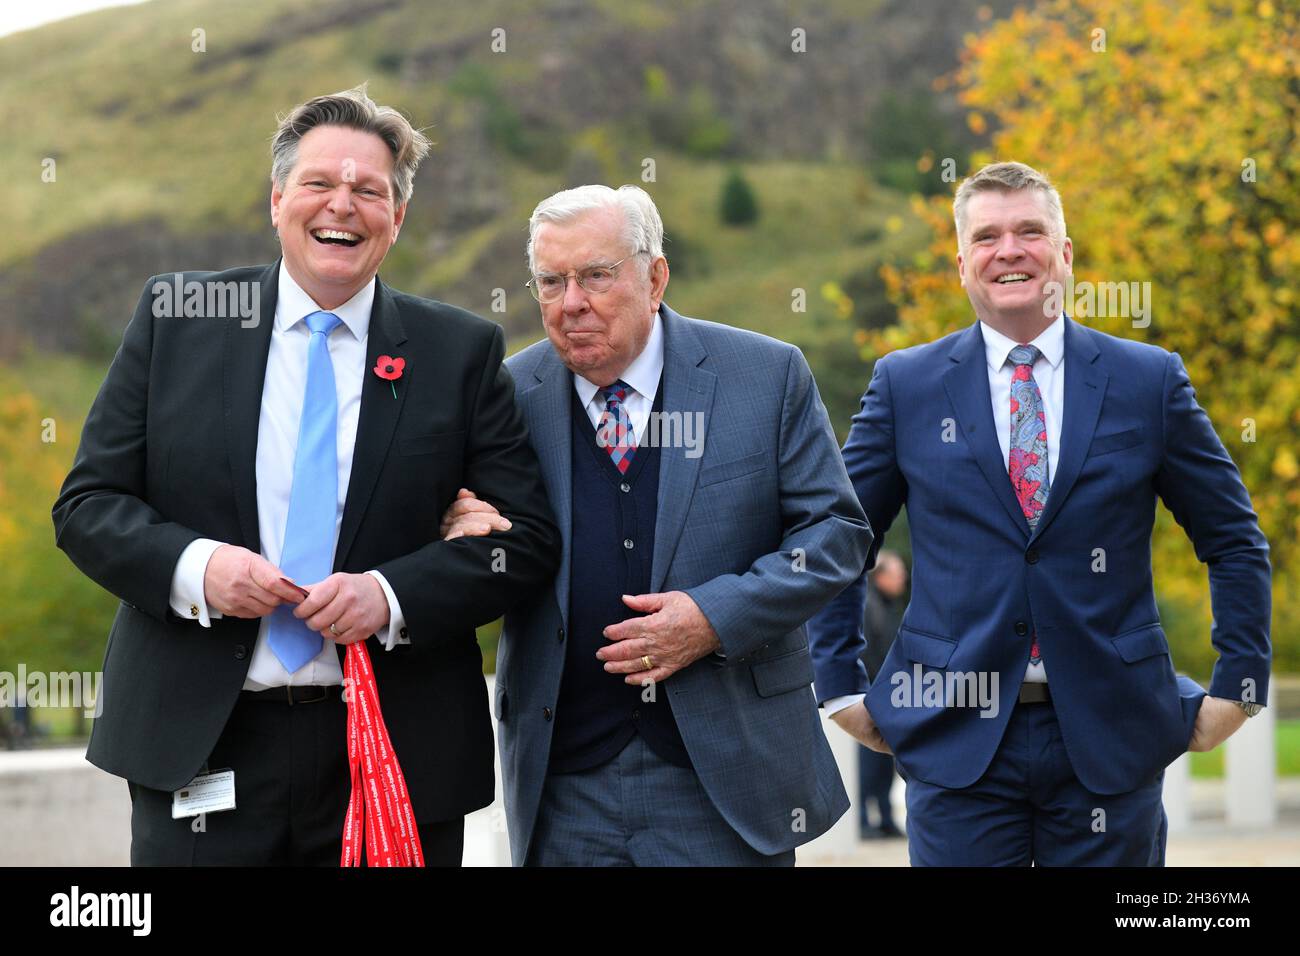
[373,355,405,399]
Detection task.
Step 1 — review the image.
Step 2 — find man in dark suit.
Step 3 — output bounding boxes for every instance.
[857,550,905,840]
[442,185,872,865]
[810,162,1271,866]
[51,86,559,865]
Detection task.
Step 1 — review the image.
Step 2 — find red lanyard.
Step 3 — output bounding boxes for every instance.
[341,642,424,866]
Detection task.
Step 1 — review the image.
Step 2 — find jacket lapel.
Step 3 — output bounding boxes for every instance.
[523,349,575,630]
[334,277,409,570]
[1030,316,1107,541]
[941,321,1032,537]
[650,305,716,593]
[222,261,280,553]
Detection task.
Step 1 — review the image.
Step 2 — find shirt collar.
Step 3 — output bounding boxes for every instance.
[980,313,1065,372]
[573,310,665,407]
[275,263,375,340]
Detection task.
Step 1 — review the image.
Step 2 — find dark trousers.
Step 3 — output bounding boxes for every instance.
[857,745,897,831]
[902,700,1167,866]
[127,689,463,866]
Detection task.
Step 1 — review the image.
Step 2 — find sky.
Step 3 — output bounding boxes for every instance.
[0,0,153,40]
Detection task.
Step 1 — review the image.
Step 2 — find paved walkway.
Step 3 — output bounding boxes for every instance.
[5,748,1297,866]
[810,779,1300,866]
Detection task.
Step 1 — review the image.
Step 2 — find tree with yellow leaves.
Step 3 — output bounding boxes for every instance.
[879,0,1299,670]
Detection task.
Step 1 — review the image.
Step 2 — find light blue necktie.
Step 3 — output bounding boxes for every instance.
[268,310,342,673]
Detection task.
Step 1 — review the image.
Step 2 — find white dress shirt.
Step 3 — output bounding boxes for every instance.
[572,310,664,434]
[823,314,1066,715]
[168,266,408,689]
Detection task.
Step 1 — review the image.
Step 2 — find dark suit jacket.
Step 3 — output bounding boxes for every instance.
[52,260,560,822]
[810,317,1271,795]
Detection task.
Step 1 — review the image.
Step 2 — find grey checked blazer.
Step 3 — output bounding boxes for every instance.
[494,303,873,863]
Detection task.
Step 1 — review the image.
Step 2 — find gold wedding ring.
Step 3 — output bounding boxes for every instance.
[641,655,653,671]
[330,623,341,636]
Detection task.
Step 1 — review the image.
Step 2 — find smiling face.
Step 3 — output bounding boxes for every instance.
[957,189,1072,338]
[270,124,406,309]
[533,205,669,386]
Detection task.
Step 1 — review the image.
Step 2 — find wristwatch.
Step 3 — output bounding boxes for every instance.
[1236,700,1264,717]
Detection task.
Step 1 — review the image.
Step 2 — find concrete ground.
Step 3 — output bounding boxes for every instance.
[809,779,1300,866]
[3,748,1298,866]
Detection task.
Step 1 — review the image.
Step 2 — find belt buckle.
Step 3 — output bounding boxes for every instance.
[286,685,329,706]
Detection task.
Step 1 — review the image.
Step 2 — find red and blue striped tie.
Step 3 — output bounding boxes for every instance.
[597,380,638,474]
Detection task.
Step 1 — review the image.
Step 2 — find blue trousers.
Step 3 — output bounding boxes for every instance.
[903,700,1168,866]
[527,734,794,867]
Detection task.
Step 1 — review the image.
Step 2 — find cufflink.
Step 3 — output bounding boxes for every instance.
[399,627,409,639]
[190,604,200,618]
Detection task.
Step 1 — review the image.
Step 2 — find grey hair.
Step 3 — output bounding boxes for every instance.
[953,161,1067,251]
[270,83,430,207]
[527,184,665,274]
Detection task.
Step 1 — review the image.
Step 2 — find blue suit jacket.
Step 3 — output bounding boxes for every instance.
[809,317,1271,795]
[496,304,873,863]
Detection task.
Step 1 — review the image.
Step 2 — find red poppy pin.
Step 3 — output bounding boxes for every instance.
[374,355,405,399]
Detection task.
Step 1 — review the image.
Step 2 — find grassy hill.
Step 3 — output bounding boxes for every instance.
[0,0,1006,686]
[0,0,1005,357]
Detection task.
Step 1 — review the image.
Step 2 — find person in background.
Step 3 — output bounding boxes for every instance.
[858,549,906,840]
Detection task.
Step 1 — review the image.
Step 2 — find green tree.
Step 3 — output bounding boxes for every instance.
[719,168,759,226]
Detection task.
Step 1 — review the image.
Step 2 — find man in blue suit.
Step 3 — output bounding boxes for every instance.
[810,162,1271,866]
[442,184,872,865]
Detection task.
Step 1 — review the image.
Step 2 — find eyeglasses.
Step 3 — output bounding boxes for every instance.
[525,254,644,303]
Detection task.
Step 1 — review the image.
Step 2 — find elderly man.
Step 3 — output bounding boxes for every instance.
[53,86,559,865]
[444,184,872,865]
[810,161,1271,866]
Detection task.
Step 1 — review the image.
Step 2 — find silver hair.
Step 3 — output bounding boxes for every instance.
[270,83,430,208]
[953,161,1067,251]
[527,184,665,275]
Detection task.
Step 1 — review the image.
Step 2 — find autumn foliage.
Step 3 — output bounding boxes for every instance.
[879,0,1300,669]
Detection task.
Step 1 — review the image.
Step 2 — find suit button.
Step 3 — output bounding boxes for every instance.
[234,644,248,660]
[542,707,553,721]
[557,627,565,643]
[623,538,634,550]
[1014,622,1029,636]
[632,709,640,720]
[620,482,631,493]
[1025,549,1040,564]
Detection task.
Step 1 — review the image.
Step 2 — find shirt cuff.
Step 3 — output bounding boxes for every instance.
[823,693,866,717]
[169,538,225,626]
[366,570,409,650]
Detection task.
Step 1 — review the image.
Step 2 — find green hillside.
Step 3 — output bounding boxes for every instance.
[1,0,1002,358]
[0,0,1000,688]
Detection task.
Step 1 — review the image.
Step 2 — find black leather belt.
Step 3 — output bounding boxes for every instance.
[240,685,340,705]
[1018,682,1051,704]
